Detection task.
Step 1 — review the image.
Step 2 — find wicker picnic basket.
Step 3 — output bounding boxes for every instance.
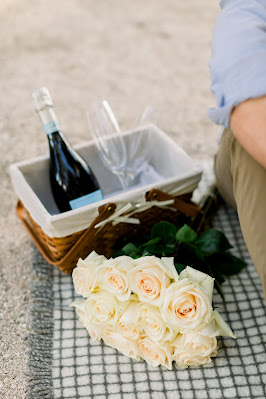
[16,188,203,274]
[10,125,215,274]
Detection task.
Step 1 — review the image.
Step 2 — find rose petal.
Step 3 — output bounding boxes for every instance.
[161,257,179,281]
[213,310,236,339]
[179,266,215,302]
[119,301,139,324]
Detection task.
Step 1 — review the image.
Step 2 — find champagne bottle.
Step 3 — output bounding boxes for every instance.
[32,87,103,213]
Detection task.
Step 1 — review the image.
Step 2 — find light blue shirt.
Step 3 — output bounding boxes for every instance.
[208,0,266,128]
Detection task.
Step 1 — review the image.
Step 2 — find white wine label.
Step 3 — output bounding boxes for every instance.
[69,190,103,210]
[43,121,59,135]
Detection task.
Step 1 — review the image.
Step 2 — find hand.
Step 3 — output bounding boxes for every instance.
[230,96,266,168]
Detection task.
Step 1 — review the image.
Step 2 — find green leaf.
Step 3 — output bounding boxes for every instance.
[196,229,233,255]
[160,244,176,255]
[174,262,187,274]
[142,243,175,256]
[214,279,225,303]
[208,252,247,276]
[142,251,155,257]
[151,222,177,244]
[175,242,206,267]
[205,266,226,303]
[121,243,140,258]
[176,224,197,244]
[139,236,161,249]
[211,269,226,285]
[112,249,125,257]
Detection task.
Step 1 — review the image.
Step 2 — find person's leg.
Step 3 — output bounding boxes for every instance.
[214,129,237,210]
[215,128,266,298]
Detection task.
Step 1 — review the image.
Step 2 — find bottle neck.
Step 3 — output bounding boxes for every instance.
[37,105,61,135]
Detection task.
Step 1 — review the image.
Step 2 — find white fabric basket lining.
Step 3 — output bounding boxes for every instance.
[10,124,202,237]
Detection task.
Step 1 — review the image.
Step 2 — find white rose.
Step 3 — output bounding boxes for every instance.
[138,302,176,343]
[70,299,88,324]
[86,323,108,341]
[172,349,213,368]
[128,256,177,306]
[172,331,218,368]
[83,290,122,325]
[161,276,213,332]
[174,331,217,357]
[103,329,140,360]
[70,299,108,340]
[179,266,214,302]
[72,251,107,297]
[96,256,135,301]
[117,301,142,340]
[138,336,174,370]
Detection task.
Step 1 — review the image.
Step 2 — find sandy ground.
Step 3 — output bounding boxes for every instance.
[0,0,220,397]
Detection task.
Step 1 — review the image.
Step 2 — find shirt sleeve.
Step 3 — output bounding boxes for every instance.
[208,0,266,128]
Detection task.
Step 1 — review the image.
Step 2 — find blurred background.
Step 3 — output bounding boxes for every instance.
[0,0,220,396]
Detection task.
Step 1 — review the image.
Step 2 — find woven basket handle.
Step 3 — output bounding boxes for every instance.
[16,188,201,271]
[145,188,201,217]
[59,189,201,268]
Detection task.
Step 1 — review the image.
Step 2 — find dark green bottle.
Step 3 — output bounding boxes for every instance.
[32,87,103,213]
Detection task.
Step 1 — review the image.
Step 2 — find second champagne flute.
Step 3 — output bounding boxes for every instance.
[88,101,133,190]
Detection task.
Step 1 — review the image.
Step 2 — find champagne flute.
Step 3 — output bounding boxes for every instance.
[127,105,159,175]
[88,100,133,190]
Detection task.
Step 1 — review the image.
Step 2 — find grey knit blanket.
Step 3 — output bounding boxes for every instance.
[26,165,266,399]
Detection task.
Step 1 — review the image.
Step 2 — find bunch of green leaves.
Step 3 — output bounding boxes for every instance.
[114,221,247,302]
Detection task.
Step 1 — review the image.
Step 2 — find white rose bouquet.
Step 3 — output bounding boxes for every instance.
[71,250,236,370]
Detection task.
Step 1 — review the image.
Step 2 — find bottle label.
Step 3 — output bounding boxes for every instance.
[69,190,103,210]
[43,121,59,135]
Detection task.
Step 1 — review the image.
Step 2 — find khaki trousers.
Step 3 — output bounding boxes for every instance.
[215,128,266,299]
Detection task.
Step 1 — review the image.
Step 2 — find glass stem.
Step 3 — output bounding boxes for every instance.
[116,170,132,190]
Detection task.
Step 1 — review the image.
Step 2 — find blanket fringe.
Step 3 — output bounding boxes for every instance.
[26,249,54,399]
